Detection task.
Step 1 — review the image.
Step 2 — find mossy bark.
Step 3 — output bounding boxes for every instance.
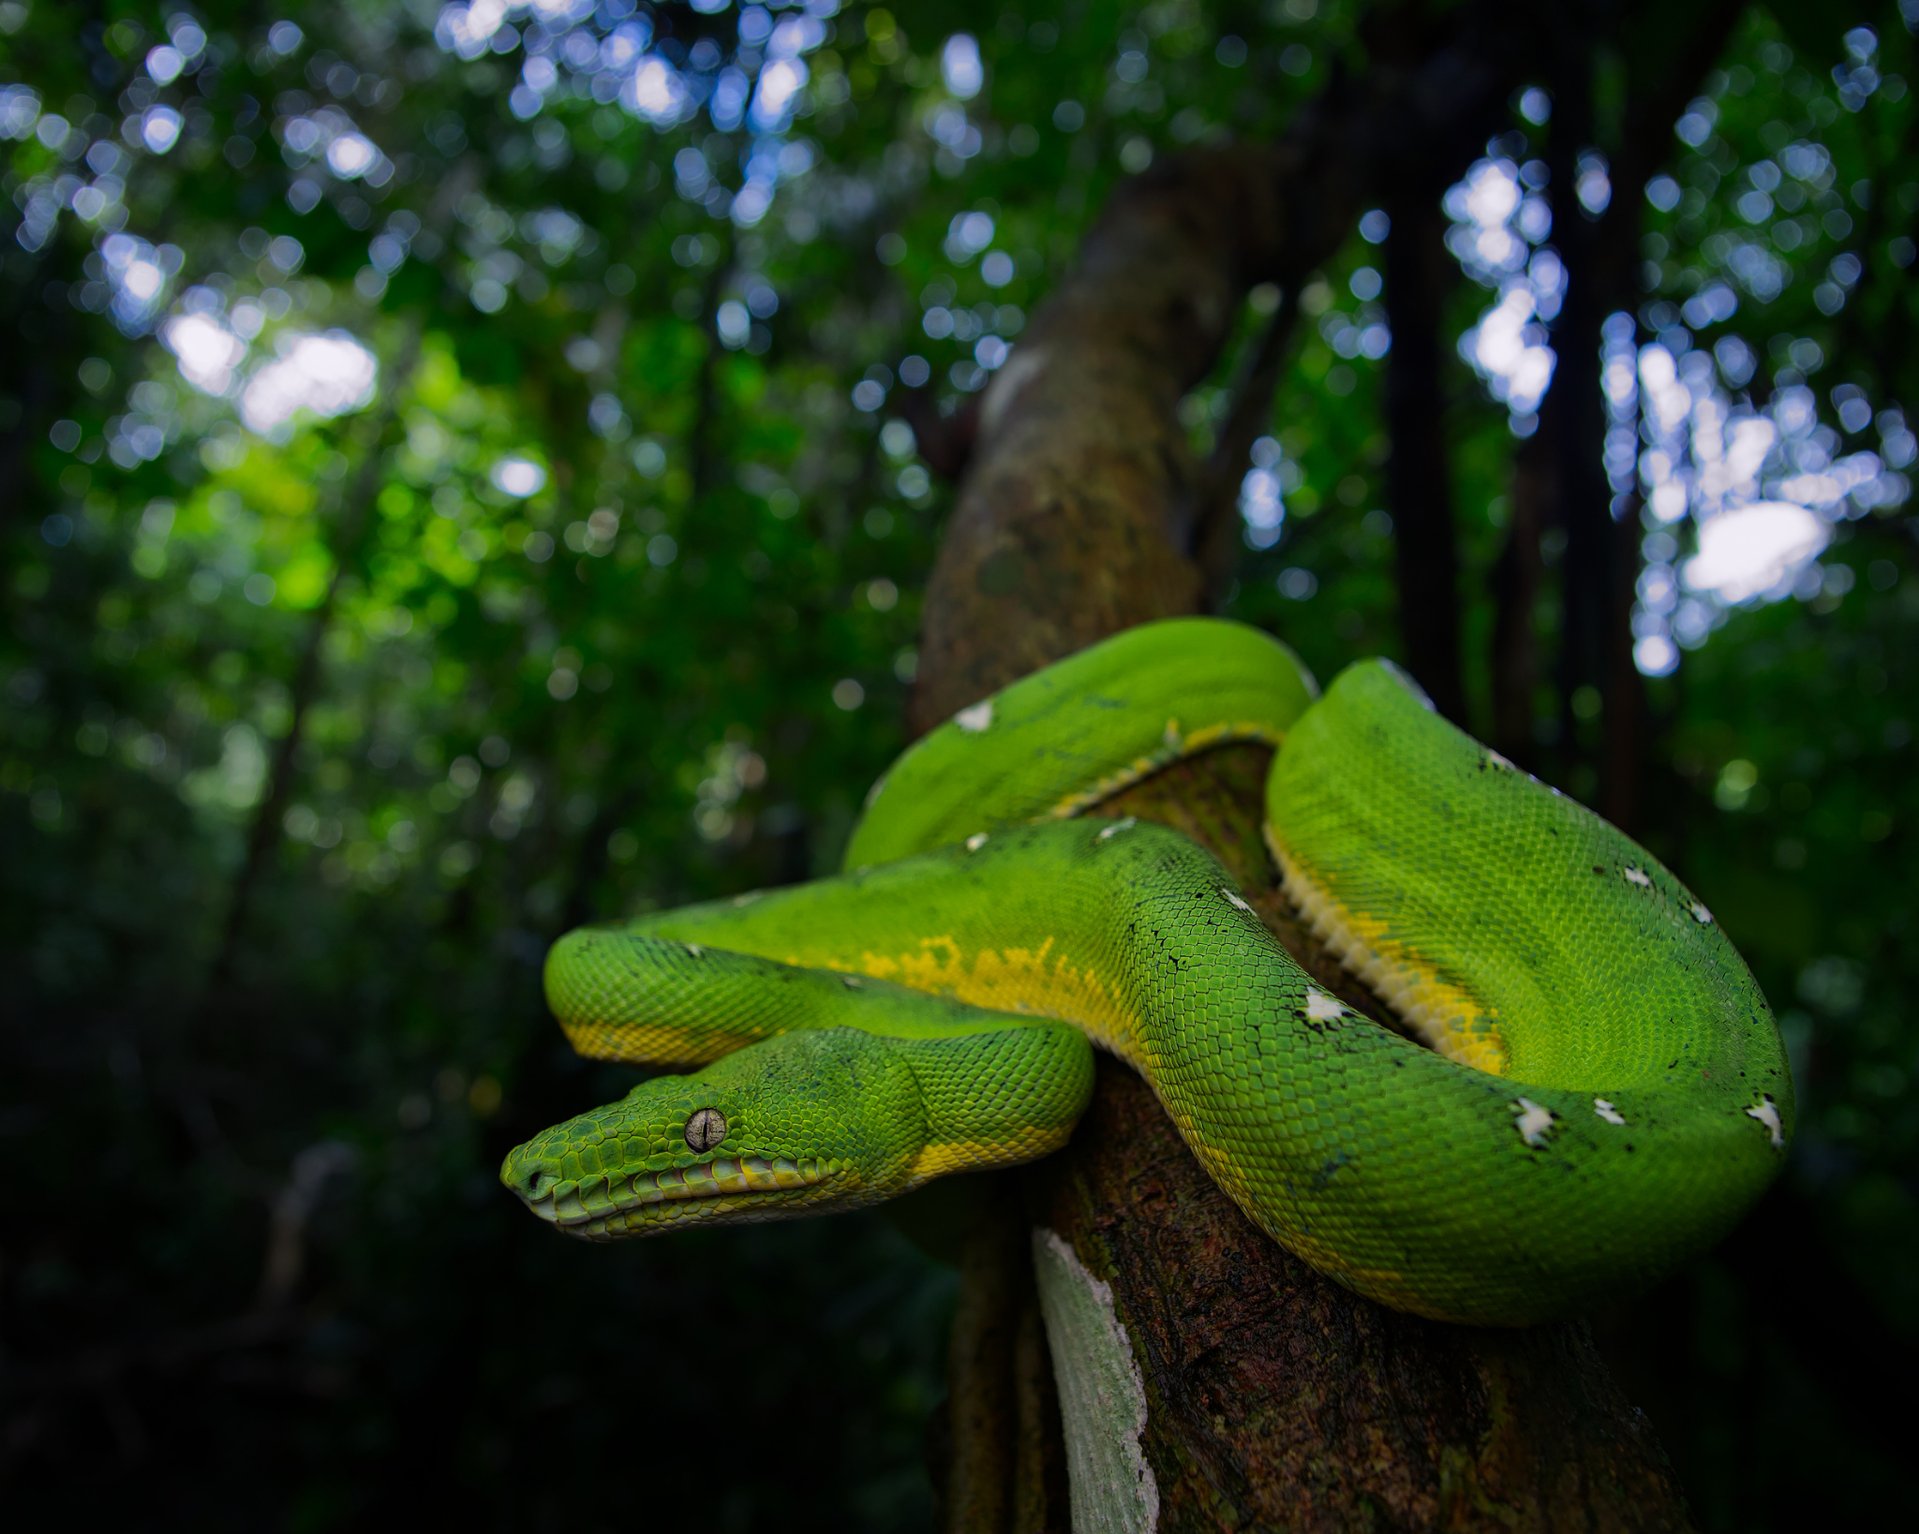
[909,98,1696,1534]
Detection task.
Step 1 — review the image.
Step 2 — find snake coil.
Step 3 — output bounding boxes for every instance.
[505,619,1791,1325]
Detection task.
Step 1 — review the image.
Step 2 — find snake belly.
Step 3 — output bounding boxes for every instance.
[506,618,1792,1326]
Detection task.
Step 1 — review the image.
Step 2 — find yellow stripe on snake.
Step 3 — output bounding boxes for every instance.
[503,619,1791,1325]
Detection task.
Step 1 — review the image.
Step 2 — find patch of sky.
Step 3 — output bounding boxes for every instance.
[1621,313,1906,674]
[238,332,379,436]
[1239,437,1299,551]
[1446,157,1560,417]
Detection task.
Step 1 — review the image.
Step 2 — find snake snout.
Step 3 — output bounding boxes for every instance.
[501,1147,562,1217]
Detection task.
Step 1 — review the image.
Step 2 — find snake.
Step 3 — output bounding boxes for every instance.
[502,618,1791,1326]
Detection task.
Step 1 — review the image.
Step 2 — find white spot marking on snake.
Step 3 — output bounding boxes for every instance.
[965,832,990,852]
[1304,988,1343,1022]
[1513,1098,1556,1147]
[1097,817,1138,841]
[1593,1098,1627,1126]
[684,943,704,959]
[1623,865,1653,888]
[1691,901,1714,925]
[1220,887,1255,914]
[1486,748,1516,771]
[1162,718,1181,747]
[841,975,863,989]
[955,700,994,734]
[863,773,888,808]
[732,891,762,907]
[1746,1097,1785,1149]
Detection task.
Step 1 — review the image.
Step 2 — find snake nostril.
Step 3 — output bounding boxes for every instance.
[508,1160,556,1201]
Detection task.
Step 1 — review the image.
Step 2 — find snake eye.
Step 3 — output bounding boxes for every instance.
[684,1107,727,1152]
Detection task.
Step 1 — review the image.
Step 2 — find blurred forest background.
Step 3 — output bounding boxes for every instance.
[2,0,1914,1528]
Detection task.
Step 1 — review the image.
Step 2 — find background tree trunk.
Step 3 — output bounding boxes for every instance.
[906,21,1706,1526]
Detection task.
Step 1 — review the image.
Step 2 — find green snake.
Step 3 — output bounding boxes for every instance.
[503,619,1791,1325]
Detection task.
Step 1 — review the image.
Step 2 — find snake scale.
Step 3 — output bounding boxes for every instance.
[503,618,1791,1325]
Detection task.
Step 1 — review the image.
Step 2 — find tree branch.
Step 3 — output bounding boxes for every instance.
[907,8,1699,1522]
[1384,169,1469,722]
[1194,288,1302,605]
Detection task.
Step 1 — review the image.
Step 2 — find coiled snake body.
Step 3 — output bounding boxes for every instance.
[504,620,1791,1325]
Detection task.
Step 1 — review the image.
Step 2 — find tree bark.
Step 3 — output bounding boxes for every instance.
[1384,172,1468,723]
[912,4,1539,721]
[907,15,1699,1527]
[1507,0,1749,817]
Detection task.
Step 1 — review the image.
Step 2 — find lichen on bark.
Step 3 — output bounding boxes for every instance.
[1032,1227,1159,1534]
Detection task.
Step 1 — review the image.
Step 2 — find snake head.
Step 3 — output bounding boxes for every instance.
[501,1028,929,1238]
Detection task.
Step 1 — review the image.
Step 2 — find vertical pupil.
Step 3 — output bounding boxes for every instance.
[686,1108,725,1151]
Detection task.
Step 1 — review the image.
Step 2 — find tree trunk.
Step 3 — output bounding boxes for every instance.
[907,25,1699,1528]
[1383,171,1468,724]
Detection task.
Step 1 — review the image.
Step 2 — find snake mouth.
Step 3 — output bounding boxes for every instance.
[520,1154,840,1239]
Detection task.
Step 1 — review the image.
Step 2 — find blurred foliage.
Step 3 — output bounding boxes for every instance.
[1,0,1914,1528]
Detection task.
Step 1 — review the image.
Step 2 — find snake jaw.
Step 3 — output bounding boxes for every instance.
[513,1153,845,1237]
